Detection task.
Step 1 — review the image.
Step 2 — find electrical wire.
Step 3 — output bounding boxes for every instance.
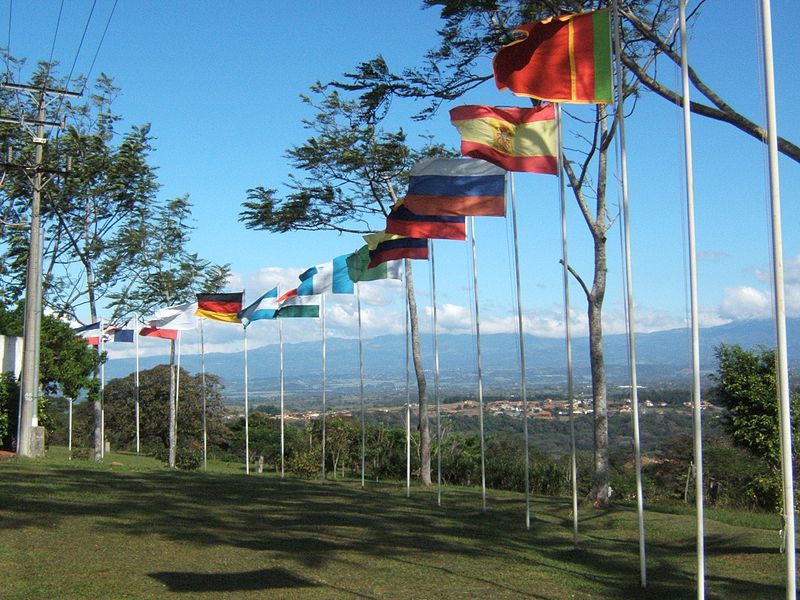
[44,0,65,83]
[82,0,118,92]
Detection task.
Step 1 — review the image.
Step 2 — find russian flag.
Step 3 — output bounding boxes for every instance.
[402,157,507,217]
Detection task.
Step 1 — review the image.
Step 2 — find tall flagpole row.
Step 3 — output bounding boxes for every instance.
[468,217,488,513]
[612,1,646,587]
[279,317,286,479]
[321,293,327,481]
[509,173,531,530]
[135,314,141,455]
[357,283,367,487]
[200,320,207,471]
[429,240,443,507]
[758,1,796,597]
[678,2,706,597]
[405,263,412,499]
[556,103,579,546]
[244,326,250,474]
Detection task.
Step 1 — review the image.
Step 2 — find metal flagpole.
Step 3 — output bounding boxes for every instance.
[356,283,366,487]
[200,320,207,471]
[758,1,796,596]
[244,326,250,474]
[100,317,105,459]
[468,217,487,513]
[68,398,73,459]
[321,293,327,481]
[405,262,411,498]
[429,240,443,507]
[556,103,579,545]
[279,317,285,479]
[509,173,531,530]
[176,332,182,452]
[678,3,705,596]
[613,0,646,586]
[135,315,141,455]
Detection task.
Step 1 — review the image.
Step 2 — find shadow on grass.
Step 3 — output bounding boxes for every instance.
[0,461,786,599]
[149,567,314,593]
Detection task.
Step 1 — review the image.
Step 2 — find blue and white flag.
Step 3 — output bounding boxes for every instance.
[296,254,355,296]
[238,287,279,327]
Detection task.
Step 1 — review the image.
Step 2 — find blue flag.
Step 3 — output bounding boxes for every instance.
[237,287,279,327]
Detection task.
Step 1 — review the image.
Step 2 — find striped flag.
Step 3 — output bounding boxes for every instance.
[105,323,135,343]
[275,288,320,318]
[385,201,466,240]
[450,104,557,174]
[147,301,199,331]
[74,322,102,346]
[346,245,402,282]
[296,254,354,296]
[403,157,507,216]
[363,231,428,268]
[196,293,243,323]
[238,287,279,327]
[139,327,179,340]
[493,9,612,104]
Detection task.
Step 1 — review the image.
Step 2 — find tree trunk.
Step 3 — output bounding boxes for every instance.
[588,290,610,507]
[92,397,102,462]
[589,106,611,508]
[405,259,430,486]
[168,339,177,468]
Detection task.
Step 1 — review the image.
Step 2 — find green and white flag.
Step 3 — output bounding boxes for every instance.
[346,245,402,282]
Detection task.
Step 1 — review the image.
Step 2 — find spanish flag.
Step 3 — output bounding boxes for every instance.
[196,292,244,323]
[493,9,612,104]
[449,105,557,174]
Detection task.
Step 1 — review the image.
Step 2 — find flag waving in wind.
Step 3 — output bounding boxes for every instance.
[196,293,244,323]
[403,157,507,216]
[275,288,320,318]
[346,245,402,282]
[363,231,429,268]
[385,201,466,240]
[147,301,199,331]
[296,254,355,296]
[74,322,102,346]
[450,104,557,174]
[238,287,279,327]
[493,9,612,104]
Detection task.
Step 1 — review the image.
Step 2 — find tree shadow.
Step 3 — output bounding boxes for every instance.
[149,567,314,593]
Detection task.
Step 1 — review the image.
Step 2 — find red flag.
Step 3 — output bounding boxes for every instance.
[493,9,613,104]
[139,327,179,340]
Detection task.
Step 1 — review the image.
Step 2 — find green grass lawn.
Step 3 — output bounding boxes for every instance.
[0,447,791,599]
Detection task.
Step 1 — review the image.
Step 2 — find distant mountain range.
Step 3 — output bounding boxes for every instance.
[103,318,800,404]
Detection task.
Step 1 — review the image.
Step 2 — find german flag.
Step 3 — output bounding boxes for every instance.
[196,292,244,323]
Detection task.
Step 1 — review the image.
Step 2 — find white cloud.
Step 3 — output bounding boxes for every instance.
[719,286,772,319]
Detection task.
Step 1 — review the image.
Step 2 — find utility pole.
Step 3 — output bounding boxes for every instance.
[1,80,80,457]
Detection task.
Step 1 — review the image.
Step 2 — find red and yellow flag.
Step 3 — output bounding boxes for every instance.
[449,104,557,174]
[196,292,243,323]
[493,9,612,104]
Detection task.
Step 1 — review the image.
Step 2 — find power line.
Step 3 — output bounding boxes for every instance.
[83,0,118,90]
[64,0,96,90]
[44,0,65,80]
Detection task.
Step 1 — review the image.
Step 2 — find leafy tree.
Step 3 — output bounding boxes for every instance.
[322,0,800,507]
[102,365,225,461]
[240,86,453,485]
[0,64,230,463]
[710,344,799,470]
[0,307,100,449]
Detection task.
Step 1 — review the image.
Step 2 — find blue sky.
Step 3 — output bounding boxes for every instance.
[4,1,799,360]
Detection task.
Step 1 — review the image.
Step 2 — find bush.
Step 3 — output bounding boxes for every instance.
[175,447,202,471]
[287,448,320,477]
